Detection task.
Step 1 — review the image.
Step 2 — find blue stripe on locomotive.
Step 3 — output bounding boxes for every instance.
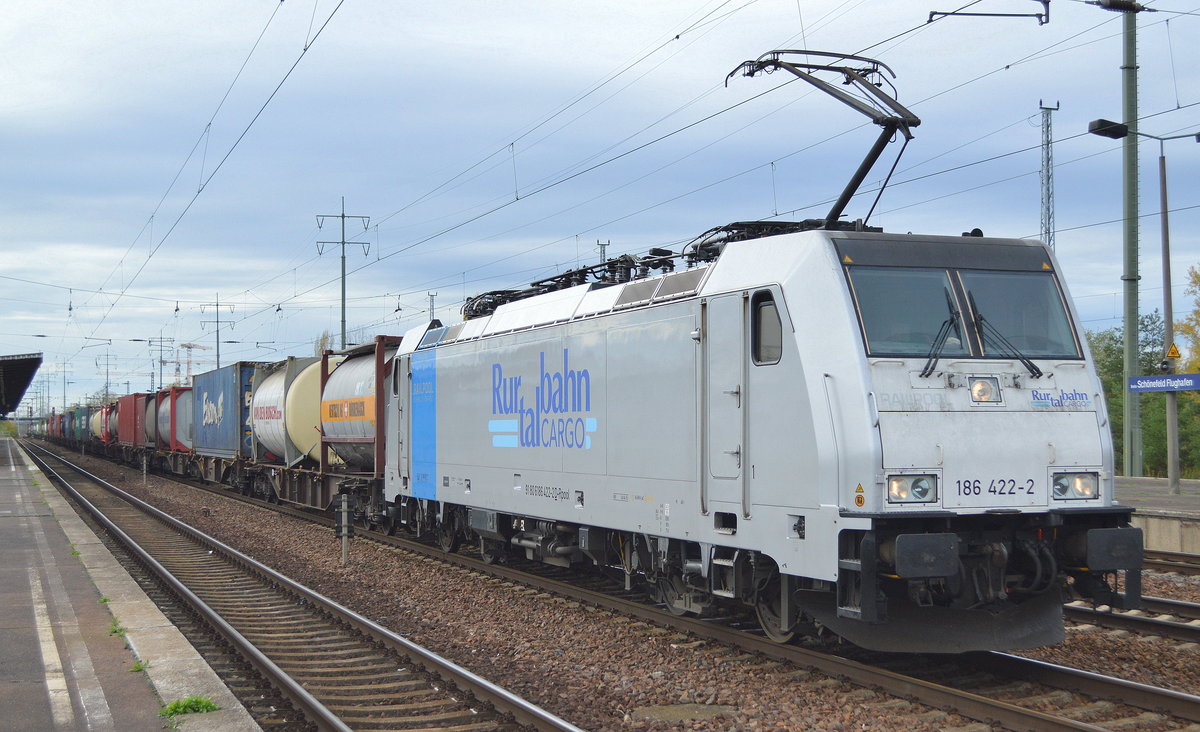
[411,350,438,500]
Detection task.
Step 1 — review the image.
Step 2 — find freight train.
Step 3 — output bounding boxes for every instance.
[35,49,1144,653]
[37,219,1143,653]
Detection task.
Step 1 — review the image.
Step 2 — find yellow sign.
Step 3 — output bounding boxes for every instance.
[855,483,864,493]
[1167,343,1181,359]
[854,495,865,507]
[1042,262,1052,270]
[321,395,376,423]
[842,255,854,263]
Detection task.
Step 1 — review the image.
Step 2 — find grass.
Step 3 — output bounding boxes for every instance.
[159,696,218,719]
[98,596,109,604]
[129,660,149,673]
[107,617,126,638]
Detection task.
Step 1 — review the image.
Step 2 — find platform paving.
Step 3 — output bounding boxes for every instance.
[1115,476,1200,516]
[0,438,258,731]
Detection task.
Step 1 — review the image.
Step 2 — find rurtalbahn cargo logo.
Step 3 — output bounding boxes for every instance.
[490,349,597,448]
[1030,388,1092,409]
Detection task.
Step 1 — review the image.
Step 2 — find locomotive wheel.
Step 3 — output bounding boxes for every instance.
[436,509,461,553]
[755,592,796,644]
[479,539,505,564]
[436,524,461,553]
[409,503,426,539]
[658,575,690,616]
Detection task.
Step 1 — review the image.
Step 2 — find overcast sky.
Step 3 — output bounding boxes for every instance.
[3,0,1198,412]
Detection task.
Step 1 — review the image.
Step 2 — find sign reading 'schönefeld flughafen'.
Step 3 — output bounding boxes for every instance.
[1127,374,1200,393]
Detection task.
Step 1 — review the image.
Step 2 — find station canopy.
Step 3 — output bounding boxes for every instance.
[0,353,42,415]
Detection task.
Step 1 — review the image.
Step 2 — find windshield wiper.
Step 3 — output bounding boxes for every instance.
[967,292,1044,379]
[920,287,961,378]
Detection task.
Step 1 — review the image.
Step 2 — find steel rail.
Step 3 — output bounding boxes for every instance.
[25,442,583,732]
[1143,595,1200,620]
[1145,549,1200,576]
[1064,603,1200,643]
[974,652,1200,723]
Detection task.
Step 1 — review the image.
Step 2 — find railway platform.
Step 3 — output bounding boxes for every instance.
[0,438,256,731]
[1116,476,1200,554]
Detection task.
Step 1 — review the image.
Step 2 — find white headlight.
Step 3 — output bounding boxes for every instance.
[887,474,938,504]
[970,376,1001,403]
[1051,472,1099,500]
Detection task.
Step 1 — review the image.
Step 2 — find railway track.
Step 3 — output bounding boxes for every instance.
[1145,549,1200,576]
[24,442,581,732]
[31,441,1200,731]
[1064,597,1200,644]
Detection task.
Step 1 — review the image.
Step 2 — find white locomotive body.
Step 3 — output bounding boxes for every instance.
[382,225,1142,653]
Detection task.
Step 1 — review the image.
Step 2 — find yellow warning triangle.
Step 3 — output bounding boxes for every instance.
[1041,262,1052,270]
[1167,343,1181,359]
[855,484,864,493]
[842,255,854,263]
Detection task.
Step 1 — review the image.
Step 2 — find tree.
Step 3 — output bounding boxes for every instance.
[313,329,332,357]
[1174,265,1200,373]
[1088,309,1200,478]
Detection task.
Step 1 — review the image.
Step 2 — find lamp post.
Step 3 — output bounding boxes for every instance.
[1089,119,1200,494]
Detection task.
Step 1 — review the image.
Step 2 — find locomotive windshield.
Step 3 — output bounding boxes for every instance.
[850,268,969,357]
[848,266,1081,359]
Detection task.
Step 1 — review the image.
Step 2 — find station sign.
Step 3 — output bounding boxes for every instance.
[1127,374,1200,393]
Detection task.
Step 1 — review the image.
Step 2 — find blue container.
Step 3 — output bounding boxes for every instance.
[192,362,263,458]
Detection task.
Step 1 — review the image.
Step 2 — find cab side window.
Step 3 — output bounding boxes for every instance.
[752,290,782,365]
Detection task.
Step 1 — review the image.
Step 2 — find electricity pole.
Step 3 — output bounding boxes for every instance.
[148,335,173,392]
[1090,0,1150,475]
[1039,101,1059,249]
[200,294,233,370]
[317,197,370,350]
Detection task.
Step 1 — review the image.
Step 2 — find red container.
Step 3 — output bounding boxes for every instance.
[101,403,119,444]
[117,394,146,447]
[133,394,149,446]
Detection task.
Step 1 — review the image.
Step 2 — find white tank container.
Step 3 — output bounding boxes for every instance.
[252,368,289,459]
[144,398,157,446]
[157,389,194,450]
[90,411,103,440]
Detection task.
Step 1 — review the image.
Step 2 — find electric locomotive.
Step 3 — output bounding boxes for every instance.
[380,220,1141,653]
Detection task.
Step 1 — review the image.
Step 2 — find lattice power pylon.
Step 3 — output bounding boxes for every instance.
[1040,100,1060,249]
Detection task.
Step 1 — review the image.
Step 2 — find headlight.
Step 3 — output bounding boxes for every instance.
[1051,472,1099,500]
[970,376,1001,403]
[888,474,938,504]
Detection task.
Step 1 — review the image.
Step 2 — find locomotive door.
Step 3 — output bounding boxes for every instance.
[702,293,746,511]
[386,354,412,499]
[397,356,411,494]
